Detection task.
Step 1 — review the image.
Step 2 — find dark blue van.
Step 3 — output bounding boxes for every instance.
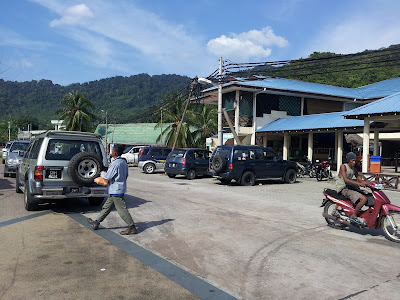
[165,148,210,180]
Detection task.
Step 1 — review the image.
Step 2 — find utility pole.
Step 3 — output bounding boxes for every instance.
[105,111,108,155]
[160,108,163,146]
[218,57,223,146]
[8,121,11,141]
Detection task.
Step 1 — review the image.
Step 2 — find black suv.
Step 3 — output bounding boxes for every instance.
[209,145,297,186]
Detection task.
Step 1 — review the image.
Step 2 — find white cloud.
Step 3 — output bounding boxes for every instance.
[50,4,94,27]
[207,27,288,60]
[31,0,214,77]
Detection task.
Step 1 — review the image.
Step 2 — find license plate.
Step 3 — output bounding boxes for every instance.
[46,169,61,179]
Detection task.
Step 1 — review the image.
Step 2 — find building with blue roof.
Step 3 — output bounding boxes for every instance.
[200,75,400,172]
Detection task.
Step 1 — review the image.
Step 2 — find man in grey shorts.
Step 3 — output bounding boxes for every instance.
[336,152,368,224]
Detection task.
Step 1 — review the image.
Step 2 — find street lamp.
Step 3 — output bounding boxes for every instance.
[198,57,224,146]
[101,110,108,154]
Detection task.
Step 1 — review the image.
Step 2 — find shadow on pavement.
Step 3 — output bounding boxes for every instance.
[108,218,175,233]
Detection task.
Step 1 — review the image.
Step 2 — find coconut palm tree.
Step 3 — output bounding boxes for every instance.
[155,95,196,148]
[189,105,217,148]
[56,91,96,132]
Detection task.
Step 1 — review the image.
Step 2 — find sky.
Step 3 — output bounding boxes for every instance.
[1,0,400,85]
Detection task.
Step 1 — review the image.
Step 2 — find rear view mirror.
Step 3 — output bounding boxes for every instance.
[18,150,25,157]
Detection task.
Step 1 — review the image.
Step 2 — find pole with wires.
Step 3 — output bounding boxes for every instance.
[218,57,223,146]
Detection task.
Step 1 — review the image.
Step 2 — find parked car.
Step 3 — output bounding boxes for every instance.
[165,148,211,180]
[15,130,109,211]
[4,140,30,177]
[138,146,171,174]
[121,145,144,166]
[209,145,298,186]
[2,141,12,164]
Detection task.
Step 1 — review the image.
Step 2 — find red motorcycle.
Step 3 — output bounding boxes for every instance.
[315,159,333,181]
[321,181,400,242]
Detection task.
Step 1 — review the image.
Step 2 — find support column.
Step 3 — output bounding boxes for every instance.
[283,132,289,160]
[234,90,240,145]
[263,133,267,147]
[334,131,338,165]
[251,92,257,145]
[308,132,313,161]
[362,118,370,173]
[337,130,343,173]
[373,128,379,156]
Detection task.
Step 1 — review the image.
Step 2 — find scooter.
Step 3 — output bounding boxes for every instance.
[296,158,316,178]
[316,159,332,181]
[321,181,400,242]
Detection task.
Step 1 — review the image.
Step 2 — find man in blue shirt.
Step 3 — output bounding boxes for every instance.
[87,144,137,235]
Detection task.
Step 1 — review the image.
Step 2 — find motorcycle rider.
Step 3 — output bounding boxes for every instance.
[336,152,368,224]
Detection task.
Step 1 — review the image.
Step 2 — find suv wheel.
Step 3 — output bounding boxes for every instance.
[186,169,196,180]
[241,171,255,186]
[284,169,297,184]
[212,156,226,173]
[68,152,103,185]
[144,163,156,174]
[24,180,38,211]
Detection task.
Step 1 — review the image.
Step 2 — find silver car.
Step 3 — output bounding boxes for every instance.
[4,140,30,177]
[16,131,109,211]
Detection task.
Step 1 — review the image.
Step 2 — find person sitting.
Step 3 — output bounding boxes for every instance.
[336,152,368,224]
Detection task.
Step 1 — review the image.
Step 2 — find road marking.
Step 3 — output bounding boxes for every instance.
[68,213,237,300]
[0,211,51,228]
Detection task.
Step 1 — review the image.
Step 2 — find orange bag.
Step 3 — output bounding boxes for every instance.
[94,177,108,186]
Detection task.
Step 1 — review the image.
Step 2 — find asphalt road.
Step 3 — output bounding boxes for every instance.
[1,164,400,299]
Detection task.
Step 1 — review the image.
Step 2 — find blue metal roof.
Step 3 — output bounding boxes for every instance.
[343,91,400,119]
[257,112,367,132]
[203,77,400,100]
[355,78,400,98]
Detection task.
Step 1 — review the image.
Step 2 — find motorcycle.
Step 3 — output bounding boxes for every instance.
[296,158,316,178]
[321,181,400,242]
[316,159,333,181]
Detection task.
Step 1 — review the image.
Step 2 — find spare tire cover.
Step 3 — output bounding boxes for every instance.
[212,155,226,173]
[68,152,103,185]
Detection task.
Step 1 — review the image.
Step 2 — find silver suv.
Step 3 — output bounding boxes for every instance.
[16,131,109,211]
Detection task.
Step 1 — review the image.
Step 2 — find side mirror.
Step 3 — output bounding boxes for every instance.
[18,150,25,157]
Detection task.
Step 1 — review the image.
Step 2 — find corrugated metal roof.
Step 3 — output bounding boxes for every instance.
[94,123,172,144]
[256,112,367,132]
[355,78,400,98]
[202,76,400,100]
[343,91,400,119]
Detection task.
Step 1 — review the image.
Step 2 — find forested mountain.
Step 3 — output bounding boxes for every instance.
[0,74,190,127]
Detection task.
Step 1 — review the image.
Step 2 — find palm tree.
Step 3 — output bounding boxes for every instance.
[189,105,217,148]
[56,91,96,132]
[155,95,196,148]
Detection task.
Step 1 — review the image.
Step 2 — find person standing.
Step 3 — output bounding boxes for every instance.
[87,144,137,235]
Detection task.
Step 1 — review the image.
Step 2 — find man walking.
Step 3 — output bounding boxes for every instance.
[87,144,137,235]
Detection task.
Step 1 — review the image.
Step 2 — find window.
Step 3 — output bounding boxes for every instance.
[214,148,231,159]
[151,149,163,156]
[45,139,102,160]
[194,150,208,160]
[250,149,264,160]
[30,138,43,159]
[234,149,249,161]
[163,149,172,156]
[264,149,277,160]
[169,150,185,158]
[10,142,29,152]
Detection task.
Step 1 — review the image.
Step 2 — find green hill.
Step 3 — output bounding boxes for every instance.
[0,73,190,127]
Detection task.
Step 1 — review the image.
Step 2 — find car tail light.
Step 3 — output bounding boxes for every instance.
[182,158,186,166]
[34,166,44,181]
[229,163,233,171]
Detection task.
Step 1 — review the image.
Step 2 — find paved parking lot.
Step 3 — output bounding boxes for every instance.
[1,165,400,299]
